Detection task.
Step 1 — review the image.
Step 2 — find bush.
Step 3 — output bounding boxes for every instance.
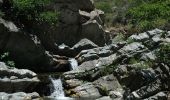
[156,43,170,64]
[95,1,112,13]
[126,0,170,32]
[11,0,59,24]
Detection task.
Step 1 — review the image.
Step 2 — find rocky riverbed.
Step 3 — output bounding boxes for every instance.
[0,0,170,100]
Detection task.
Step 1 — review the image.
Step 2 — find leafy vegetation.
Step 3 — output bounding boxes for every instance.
[94,0,170,32]
[0,52,15,67]
[11,0,59,24]
[126,0,170,32]
[156,43,170,65]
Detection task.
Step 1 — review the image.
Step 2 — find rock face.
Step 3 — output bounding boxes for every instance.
[0,18,52,71]
[30,0,107,52]
[0,62,40,93]
[61,29,170,99]
[0,92,40,100]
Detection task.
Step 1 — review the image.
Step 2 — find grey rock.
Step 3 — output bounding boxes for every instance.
[0,92,40,100]
[144,92,167,100]
[96,96,112,100]
[0,62,40,93]
[72,38,98,54]
[93,74,123,95]
[71,82,101,98]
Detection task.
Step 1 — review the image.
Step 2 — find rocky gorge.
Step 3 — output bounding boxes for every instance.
[0,0,170,100]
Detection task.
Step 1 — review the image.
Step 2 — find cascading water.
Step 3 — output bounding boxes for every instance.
[49,76,65,98]
[69,58,78,70]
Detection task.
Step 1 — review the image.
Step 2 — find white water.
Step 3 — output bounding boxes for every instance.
[49,76,65,98]
[69,58,78,70]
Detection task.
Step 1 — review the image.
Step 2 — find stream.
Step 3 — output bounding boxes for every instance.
[41,58,78,100]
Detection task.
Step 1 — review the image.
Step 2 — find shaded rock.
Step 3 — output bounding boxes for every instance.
[0,62,40,93]
[81,20,105,46]
[0,92,40,100]
[127,79,162,99]
[0,18,53,72]
[144,92,167,100]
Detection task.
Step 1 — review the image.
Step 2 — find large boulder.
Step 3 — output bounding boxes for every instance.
[28,0,107,54]
[0,18,52,71]
[0,62,40,93]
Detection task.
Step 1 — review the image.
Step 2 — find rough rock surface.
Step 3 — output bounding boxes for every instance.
[0,92,40,100]
[30,0,107,51]
[62,29,170,99]
[0,62,40,93]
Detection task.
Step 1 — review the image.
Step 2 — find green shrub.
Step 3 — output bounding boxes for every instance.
[12,0,59,24]
[95,1,112,13]
[38,11,60,24]
[0,52,15,67]
[126,0,170,31]
[156,43,170,64]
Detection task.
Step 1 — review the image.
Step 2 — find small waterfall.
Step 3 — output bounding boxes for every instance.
[69,58,78,70]
[49,76,65,98]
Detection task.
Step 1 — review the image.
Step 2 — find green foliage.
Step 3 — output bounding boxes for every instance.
[95,1,112,13]
[0,52,15,67]
[38,11,60,24]
[156,43,170,64]
[12,0,59,24]
[126,0,170,31]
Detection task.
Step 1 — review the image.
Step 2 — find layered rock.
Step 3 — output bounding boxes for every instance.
[0,62,39,93]
[61,29,170,99]
[0,92,40,100]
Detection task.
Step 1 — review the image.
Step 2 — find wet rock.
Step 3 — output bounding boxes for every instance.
[0,92,40,100]
[0,62,40,93]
